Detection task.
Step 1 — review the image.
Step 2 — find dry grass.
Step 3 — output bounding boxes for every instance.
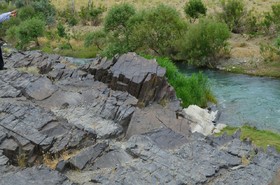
[51,0,278,13]
[17,66,40,75]
[43,150,79,170]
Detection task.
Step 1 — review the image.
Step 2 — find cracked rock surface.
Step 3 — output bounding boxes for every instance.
[0,51,279,184]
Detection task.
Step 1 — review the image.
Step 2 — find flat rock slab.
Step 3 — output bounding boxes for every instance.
[126,104,190,139]
[0,166,74,185]
[24,77,58,100]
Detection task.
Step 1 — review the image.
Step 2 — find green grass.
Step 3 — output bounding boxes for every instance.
[42,44,99,58]
[143,55,216,107]
[217,125,280,152]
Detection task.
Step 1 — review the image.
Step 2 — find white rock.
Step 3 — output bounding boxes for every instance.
[183,105,226,136]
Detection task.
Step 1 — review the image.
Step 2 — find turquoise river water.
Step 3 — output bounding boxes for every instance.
[178,64,280,132]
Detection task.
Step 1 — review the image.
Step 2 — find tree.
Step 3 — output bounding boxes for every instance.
[184,0,207,22]
[103,3,136,56]
[129,5,187,57]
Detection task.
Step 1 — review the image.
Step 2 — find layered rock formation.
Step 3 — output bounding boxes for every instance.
[0,50,279,185]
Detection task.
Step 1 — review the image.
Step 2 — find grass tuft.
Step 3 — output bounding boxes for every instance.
[143,55,216,107]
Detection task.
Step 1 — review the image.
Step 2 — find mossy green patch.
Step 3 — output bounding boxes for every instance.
[217,125,280,152]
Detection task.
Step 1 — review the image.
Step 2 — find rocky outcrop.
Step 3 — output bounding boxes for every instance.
[81,53,176,106]
[0,50,278,185]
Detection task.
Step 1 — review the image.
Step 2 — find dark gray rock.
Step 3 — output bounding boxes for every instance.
[69,142,108,170]
[143,128,189,150]
[0,101,96,166]
[0,166,74,185]
[84,53,176,106]
[0,150,9,166]
[126,104,190,139]
[24,77,58,100]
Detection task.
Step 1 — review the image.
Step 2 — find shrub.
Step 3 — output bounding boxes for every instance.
[102,3,136,56]
[84,30,107,50]
[220,0,246,33]
[57,22,67,38]
[79,3,105,26]
[262,3,280,34]
[144,55,215,107]
[18,5,36,21]
[58,6,78,26]
[17,18,45,48]
[30,0,56,25]
[179,19,230,67]
[128,5,187,57]
[184,0,207,22]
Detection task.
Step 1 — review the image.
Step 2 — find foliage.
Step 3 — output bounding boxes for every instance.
[57,22,67,38]
[18,5,36,21]
[144,55,215,107]
[262,3,280,34]
[184,0,207,22]
[179,19,230,67]
[30,0,56,25]
[58,6,78,26]
[217,125,280,152]
[102,3,136,57]
[220,0,246,33]
[79,3,105,26]
[128,5,187,57]
[104,3,136,33]
[16,18,45,48]
[84,30,107,50]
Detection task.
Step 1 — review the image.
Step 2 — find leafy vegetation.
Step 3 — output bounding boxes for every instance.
[184,0,207,22]
[219,0,246,33]
[217,125,280,152]
[179,19,230,67]
[144,55,216,107]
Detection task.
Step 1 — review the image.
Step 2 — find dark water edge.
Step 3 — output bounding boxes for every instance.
[177,63,280,132]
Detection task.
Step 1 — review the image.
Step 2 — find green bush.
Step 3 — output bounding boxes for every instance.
[220,0,246,33]
[58,7,78,26]
[79,3,105,26]
[102,3,136,57]
[144,55,215,107]
[84,30,107,50]
[57,22,67,38]
[184,0,207,22]
[179,19,230,67]
[18,5,36,21]
[262,3,280,34]
[128,5,187,57]
[30,0,56,25]
[17,18,45,49]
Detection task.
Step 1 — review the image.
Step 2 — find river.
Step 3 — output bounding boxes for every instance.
[178,64,280,132]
